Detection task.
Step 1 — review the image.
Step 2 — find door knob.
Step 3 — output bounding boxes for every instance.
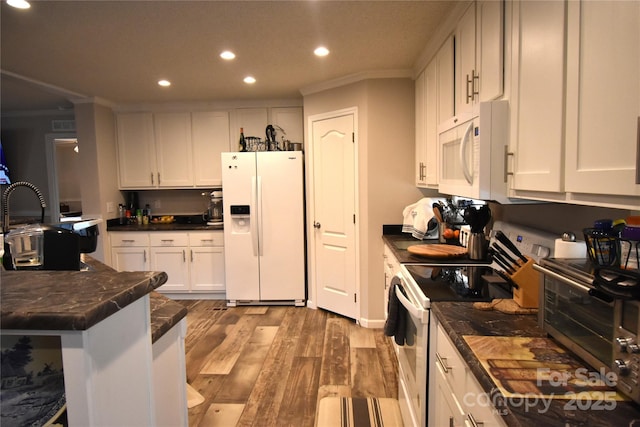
[313,221,321,229]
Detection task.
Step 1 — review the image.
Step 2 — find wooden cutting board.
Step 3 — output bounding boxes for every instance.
[407,244,467,258]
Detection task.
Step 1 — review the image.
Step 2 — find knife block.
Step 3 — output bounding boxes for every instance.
[510,257,540,308]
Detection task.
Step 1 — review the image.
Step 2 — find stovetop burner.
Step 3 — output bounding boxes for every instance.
[404,265,492,303]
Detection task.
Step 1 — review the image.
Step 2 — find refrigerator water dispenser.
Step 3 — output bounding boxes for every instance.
[230,205,251,233]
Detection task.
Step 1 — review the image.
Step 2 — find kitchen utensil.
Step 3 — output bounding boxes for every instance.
[495,231,529,264]
[491,242,520,267]
[463,204,491,233]
[407,244,467,258]
[489,247,515,274]
[467,232,488,261]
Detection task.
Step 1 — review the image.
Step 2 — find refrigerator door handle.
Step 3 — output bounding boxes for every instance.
[251,176,259,256]
[256,175,264,256]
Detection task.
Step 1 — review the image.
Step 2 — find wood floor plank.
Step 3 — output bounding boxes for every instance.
[187,375,226,427]
[276,356,322,427]
[235,307,306,427]
[350,347,387,398]
[199,315,260,375]
[295,308,327,357]
[181,301,399,427]
[213,342,272,403]
[199,403,245,427]
[319,317,351,386]
[349,321,377,348]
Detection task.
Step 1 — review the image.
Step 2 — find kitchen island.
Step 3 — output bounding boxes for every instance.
[1,255,189,426]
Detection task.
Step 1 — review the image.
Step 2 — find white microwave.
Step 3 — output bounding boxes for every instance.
[437,100,510,202]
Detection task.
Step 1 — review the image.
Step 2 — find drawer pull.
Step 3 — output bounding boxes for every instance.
[467,413,483,427]
[436,351,451,373]
[161,239,174,243]
[122,239,135,243]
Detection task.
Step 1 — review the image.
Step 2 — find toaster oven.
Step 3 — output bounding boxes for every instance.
[534,258,640,403]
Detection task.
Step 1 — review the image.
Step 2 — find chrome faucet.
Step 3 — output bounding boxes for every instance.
[2,181,47,233]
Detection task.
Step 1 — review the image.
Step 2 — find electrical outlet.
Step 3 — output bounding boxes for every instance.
[106,202,115,213]
[153,200,161,209]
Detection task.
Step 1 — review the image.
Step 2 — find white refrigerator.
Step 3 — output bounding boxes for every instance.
[221,151,305,306]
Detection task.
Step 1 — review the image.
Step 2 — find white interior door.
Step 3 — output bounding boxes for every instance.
[310,112,357,320]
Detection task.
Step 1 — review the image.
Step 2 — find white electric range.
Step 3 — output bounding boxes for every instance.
[389,221,557,427]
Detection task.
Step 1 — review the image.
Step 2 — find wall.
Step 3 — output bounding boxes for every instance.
[303,77,425,325]
[1,112,74,221]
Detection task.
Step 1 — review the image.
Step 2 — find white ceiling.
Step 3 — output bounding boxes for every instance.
[1,0,458,113]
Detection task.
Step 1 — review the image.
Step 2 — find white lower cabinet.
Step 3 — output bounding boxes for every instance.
[383,244,401,319]
[110,231,225,296]
[110,232,150,271]
[430,318,506,427]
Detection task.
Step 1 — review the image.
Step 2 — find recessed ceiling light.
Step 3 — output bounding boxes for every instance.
[314,46,330,57]
[6,0,31,9]
[158,80,171,87]
[244,76,256,84]
[220,51,236,60]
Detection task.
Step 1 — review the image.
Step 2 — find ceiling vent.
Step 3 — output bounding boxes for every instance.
[52,120,76,132]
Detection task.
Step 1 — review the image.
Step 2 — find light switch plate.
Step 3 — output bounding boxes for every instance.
[106,202,115,213]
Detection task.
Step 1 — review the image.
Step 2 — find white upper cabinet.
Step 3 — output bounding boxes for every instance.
[509,0,566,193]
[232,107,303,151]
[416,36,453,188]
[116,113,157,188]
[455,1,504,116]
[415,69,428,187]
[271,107,304,146]
[564,0,640,202]
[117,111,231,189]
[154,112,194,187]
[192,111,231,186]
[509,0,639,209]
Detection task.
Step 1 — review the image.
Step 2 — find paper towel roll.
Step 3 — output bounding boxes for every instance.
[554,238,587,258]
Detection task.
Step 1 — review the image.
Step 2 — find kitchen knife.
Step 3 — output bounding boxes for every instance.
[495,231,529,264]
[494,269,519,289]
[489,248,515,274]
[491,242,521,269]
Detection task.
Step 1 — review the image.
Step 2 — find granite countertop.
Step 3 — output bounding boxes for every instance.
[106,215,223,232]
[1,255,187,343]
[432,302,640,427]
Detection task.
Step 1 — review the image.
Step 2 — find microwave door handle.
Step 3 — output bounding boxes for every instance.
[395,284,427,322]
[460,122,474,184]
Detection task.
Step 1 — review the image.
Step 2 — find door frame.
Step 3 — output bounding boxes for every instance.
[45,132,78,222]
[305,107,360,321]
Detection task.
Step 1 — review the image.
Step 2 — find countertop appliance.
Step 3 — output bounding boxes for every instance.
[221,151,305,306]
[534,257,640,404]
[437,100,513,203]
[388,221,556,427]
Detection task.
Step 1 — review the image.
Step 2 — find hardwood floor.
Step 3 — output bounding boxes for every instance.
[177,300,399,427]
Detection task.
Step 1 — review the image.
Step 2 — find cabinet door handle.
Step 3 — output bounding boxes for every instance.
[436,351,451,373]
[191,250,194,263]
[466,73,473,103]
[182,250,186,262]
[144,249,147,263]
[636,116,640,184]
[471,69,479,100]
[151,173,154,185]
[157,173,161,185]
[504,145,514,183]
[449,416,454,427]
[467,413,483,427]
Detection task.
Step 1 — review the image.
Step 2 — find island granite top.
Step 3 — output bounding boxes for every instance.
[432,302,640,427]
[1,256,175,333]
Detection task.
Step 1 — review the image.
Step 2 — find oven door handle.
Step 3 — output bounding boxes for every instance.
[395,284,428,323]
[533,264,614,305]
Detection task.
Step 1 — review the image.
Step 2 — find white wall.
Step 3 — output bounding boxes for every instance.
[304,77,426,324]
